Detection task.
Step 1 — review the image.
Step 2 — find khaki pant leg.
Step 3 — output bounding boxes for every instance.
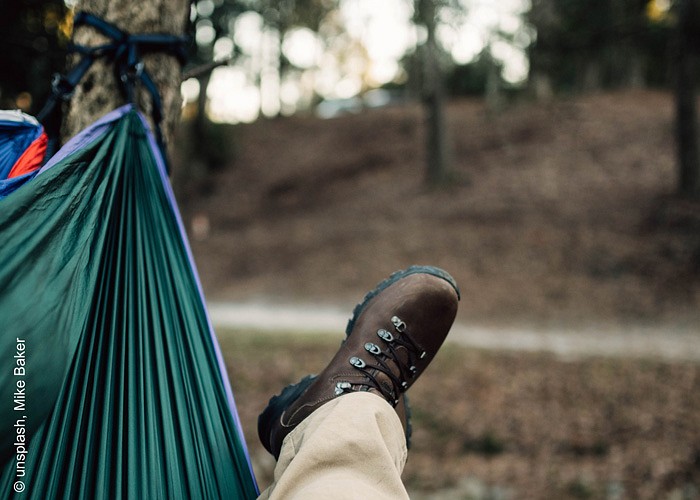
[258,392,409,500]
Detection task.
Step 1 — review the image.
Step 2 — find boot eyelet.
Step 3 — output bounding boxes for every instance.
[335,381,351,395]
[349,356,366,368]
[364,342,381,355]
[391,316,406,332]
[377,329,394,342]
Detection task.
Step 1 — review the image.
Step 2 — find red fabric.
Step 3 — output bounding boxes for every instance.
[8,131,48,179]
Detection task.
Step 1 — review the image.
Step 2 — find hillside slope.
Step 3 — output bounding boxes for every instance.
[177,90,700,329]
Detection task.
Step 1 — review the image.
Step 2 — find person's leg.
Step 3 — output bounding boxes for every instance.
[257,266,460,498]
[258,392,408,499]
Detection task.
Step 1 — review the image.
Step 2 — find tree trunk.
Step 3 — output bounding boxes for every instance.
[485,50,503,112]
[417,0,452,186]
[676,48,699,196]
[62,0,189,151]
[675,0,700,197]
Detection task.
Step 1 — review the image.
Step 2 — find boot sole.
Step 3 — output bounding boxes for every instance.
[258,374,316,456]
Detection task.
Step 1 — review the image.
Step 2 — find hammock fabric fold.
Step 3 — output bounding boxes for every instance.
[0,106,258,498]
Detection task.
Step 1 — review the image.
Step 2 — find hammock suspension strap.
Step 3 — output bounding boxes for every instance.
[37,12,188,169]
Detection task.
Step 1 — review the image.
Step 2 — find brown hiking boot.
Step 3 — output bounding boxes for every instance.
[258,265,460,459]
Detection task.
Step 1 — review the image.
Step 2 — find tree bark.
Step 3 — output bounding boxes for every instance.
[675,0,700,197]
[62,0,189,150]
[676,48,700,196]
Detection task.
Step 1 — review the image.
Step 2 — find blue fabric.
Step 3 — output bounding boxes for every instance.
[0,171,39,200]
[0,118,42,180]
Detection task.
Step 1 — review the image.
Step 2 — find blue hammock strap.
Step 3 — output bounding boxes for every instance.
[37,11,188,171]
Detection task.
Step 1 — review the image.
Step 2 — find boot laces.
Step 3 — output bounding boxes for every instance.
[336,315,426,406]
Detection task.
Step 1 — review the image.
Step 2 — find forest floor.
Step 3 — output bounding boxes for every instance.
[172,89,700,499]
[220,329,700,499]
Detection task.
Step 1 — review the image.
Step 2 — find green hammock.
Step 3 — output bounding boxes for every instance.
[0,106,258,498]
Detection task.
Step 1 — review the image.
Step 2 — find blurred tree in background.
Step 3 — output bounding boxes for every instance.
[179,0,339,193]
[1,0,699,195]
[675,0,700,197]
[187,0,338,119]
[527,0,659,95]
[0,1,69,112]
[535,0,687,98]
[526,0,700,198]
[414,0,454,185]
[0,1,687,114]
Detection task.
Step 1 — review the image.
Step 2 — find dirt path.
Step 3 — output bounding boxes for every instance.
[208,301,700,362]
